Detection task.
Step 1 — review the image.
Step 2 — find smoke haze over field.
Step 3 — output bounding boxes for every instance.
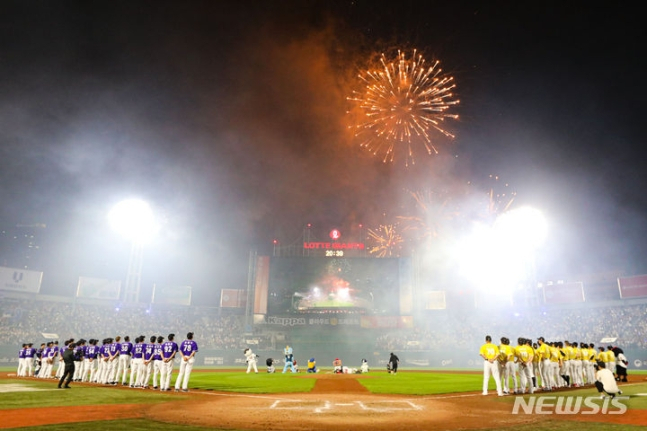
[1,1,647,305]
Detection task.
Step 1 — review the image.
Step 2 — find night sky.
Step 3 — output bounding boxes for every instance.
[1,1,645,304]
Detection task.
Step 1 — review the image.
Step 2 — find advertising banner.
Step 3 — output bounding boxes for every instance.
[543,282,585,304]
[76,276,121,300]
[617,274,647,299]
[0,266,42,293]
[152,284,192,305]
[220,289,246,308]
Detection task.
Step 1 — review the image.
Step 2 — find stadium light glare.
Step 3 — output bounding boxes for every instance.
[108,199,159,244]
[452,207,547,297]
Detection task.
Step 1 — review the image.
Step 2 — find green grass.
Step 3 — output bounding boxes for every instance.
[0,379,175,409]
[188,371,316,393]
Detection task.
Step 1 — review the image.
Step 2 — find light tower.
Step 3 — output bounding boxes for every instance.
[108,199,159,303]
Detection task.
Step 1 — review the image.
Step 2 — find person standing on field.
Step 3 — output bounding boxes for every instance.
[175,332,198,392]
[479,335,503,396]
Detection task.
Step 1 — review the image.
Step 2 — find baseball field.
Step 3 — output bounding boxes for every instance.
[2,368,646,430]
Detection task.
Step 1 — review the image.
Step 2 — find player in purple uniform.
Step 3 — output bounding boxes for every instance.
[175,332,198,392]
[116,335,133,386]
[138,335,157,389]
[107,336,122,384]
[129,336,145,388]
[24,343,36,377]
[17,344,27,377]
[98,338,111,384]
[152,336,164,389]
[72,340,86,381]
[160,334,179,391]
[83,339,99,382]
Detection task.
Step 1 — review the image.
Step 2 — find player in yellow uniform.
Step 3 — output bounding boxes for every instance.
[598,346,609,378]
[606,345,616,377]
[586,343,597,384]
[532,342,541,391]
[479,335,503,396]
[537,337,552,391]
[571,341,583,387]
[548,341,560,389]
[515,338,534,394]
[498,337,517,395]
[580,342,590,385]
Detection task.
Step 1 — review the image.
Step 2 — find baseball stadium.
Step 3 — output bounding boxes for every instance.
[1,226,647,430]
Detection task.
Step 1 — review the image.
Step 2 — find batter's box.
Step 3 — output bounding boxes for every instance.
[357,400,423,412]
[269,400,422,413]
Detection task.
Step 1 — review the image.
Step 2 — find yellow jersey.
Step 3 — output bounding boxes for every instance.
[480,342,500,361]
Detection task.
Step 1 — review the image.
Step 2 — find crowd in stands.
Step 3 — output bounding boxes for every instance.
[375,304,647,351]
[0,297,250,351]
[2,295,646,357]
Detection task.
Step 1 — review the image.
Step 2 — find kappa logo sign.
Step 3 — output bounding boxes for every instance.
[512,396,628,415]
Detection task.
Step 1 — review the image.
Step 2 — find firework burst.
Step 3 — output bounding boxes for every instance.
[348,49,459,166]
[367,224,403,257]
[397,189,459,245]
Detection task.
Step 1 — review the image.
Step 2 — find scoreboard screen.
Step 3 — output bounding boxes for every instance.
[267,257,402,315]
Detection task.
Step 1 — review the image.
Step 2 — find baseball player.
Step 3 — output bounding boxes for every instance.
[107,336,122,384]
[536,337,552,391]
[24,343,35,377]
[514,337,534,394]
[17,344,26,377]
[388,352,399,375]
[606,345,616,376]
[83,339,99,383]
[175,332,198,391]
[498,337,516,395]
[244,348,259,373]
[160,334,178,391]
[138,335,157,389]
[129,336,145,387]
[479,335,503,396]
[152,335,164,389]
[72,340,85,381]
[360,358,369,374]
[98,338,111,384]
[116,335,133,385]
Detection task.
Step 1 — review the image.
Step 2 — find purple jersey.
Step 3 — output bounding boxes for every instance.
[24,347,35,358]
[86,345,98,359]
[161,341,178,359]
[100,344,110,358]
[133,342,145,359]
[19,348,25,359]
[143,343,154,361]
[120,342,133,356]
[180,340,198,356]
[153,344,163,361]
[109,342,121,356]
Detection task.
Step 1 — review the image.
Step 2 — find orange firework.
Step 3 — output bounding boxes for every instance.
[397,189,459,244]
[348,49,459,166]
[367,224,403,257]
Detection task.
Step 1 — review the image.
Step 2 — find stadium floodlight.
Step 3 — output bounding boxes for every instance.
[108,199,159,303]
[453,206,547,299]
[108,199,159,244]
[493,206,547,252]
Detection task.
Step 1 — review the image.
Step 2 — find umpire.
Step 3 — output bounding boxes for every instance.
[58,342,76,389]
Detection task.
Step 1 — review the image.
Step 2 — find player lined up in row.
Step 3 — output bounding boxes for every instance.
[16,332,199,392]
[480,335,628,398]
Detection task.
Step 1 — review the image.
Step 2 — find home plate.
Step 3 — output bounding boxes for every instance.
[0,383,56,393]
